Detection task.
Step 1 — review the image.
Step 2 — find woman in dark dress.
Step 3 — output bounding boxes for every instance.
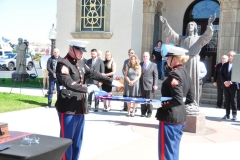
[102,51,116,111]
[152,40,162,79]
[155,45,194,160]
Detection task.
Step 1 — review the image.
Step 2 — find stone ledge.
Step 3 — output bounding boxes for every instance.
[70,32,113,39]
[183,113,205,133]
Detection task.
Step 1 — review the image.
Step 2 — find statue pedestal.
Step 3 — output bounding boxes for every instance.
[0,122,10,142]
[183,113,205,133]
[12,72,29,82]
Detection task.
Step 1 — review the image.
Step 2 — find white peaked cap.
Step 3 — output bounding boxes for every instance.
[68,40,89,52]
[165,45,189,57]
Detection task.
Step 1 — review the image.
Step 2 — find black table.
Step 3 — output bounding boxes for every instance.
[0,134,72,160]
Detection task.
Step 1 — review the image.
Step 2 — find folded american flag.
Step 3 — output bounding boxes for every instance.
[94,90,152,103]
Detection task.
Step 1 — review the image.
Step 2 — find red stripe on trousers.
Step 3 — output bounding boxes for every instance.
[161,121,165,160]
[61,113,66,160]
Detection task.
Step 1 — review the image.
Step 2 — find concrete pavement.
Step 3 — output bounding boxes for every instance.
[0,86,240,160]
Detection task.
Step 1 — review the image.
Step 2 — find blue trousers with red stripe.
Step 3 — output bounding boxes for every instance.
[158,121,185,160]
[59,113,85,160]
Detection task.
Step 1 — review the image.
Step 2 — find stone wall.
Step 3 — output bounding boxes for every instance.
[217,0,240,61]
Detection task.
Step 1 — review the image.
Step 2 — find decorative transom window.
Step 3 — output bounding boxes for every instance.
[71,0,112,39]
[81,0,105,31]
[188,0,220,19]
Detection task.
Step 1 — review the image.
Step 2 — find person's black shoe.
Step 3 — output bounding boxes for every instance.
[122,108,127,111]
[94,109,98,112]
[146,114,152,118]
[140,114,146,117]
[216,106,221,109]
[231,115,237,121]
[222,115,230,120]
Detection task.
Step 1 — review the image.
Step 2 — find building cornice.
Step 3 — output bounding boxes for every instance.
[218,0,240,10]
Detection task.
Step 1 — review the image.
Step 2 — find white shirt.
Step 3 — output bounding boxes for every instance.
[199,61,207,79]
[40,54,51,70]
[228,63,232,72]
[143,61,150,69]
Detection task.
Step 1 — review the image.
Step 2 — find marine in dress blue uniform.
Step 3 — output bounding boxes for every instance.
[55,40,120,160]
[155,45,194,160]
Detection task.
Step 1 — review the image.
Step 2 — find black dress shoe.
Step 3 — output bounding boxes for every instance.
[140,114,146,117]
[94,110,98,112]
[122,108,127,111]
[146,114,151,118]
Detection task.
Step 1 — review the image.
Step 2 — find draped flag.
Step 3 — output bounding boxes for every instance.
[94,90,153,103]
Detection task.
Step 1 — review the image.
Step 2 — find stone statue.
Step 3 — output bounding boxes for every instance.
[16,38,27,73]
[160,14,216,114]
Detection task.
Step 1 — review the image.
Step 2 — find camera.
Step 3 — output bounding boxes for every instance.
[24,39,29,48]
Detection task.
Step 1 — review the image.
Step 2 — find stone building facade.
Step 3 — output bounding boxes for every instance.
[56,0,237,75]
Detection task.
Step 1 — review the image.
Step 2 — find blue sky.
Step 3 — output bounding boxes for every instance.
[0,0,57,44]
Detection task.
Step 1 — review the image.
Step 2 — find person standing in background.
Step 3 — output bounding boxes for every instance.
[123,54,141,117]
[140,52,158,118]
[161,37,175,80]
[198,55,207,104]
[97,50,103,60]
[102,51,116,111]
[41,48,51,89]
[121,49,135,111]
[152,40,162,80]
[221,51,238,121]
[213,55,228,108]
[86,49,105,112]
[47,48,60,108]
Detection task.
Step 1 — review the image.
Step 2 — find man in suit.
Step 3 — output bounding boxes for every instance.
[140,52,158,118]
[213,55,228,108]
[121,49,135,111]
[221,51,238,121]
[86,49,105,112]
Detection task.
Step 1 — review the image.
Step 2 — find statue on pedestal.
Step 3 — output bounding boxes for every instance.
[160,14,216,114]
[12,38,29,82]
[16,38,27,73]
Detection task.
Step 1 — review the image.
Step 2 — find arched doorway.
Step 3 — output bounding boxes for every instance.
[183,0,220,78]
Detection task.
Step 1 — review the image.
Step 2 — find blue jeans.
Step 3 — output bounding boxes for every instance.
[156,61,162,79]
[161,59,166,79]
[48,76,60,105]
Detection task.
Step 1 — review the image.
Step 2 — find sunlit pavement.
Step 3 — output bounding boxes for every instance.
[0,87,240,160]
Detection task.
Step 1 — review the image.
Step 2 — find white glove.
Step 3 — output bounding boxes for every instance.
[87,84,100,93]
[112,80,124,87]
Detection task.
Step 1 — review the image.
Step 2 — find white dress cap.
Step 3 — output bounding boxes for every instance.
[165,45,189,57]
[68,40,89,52]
